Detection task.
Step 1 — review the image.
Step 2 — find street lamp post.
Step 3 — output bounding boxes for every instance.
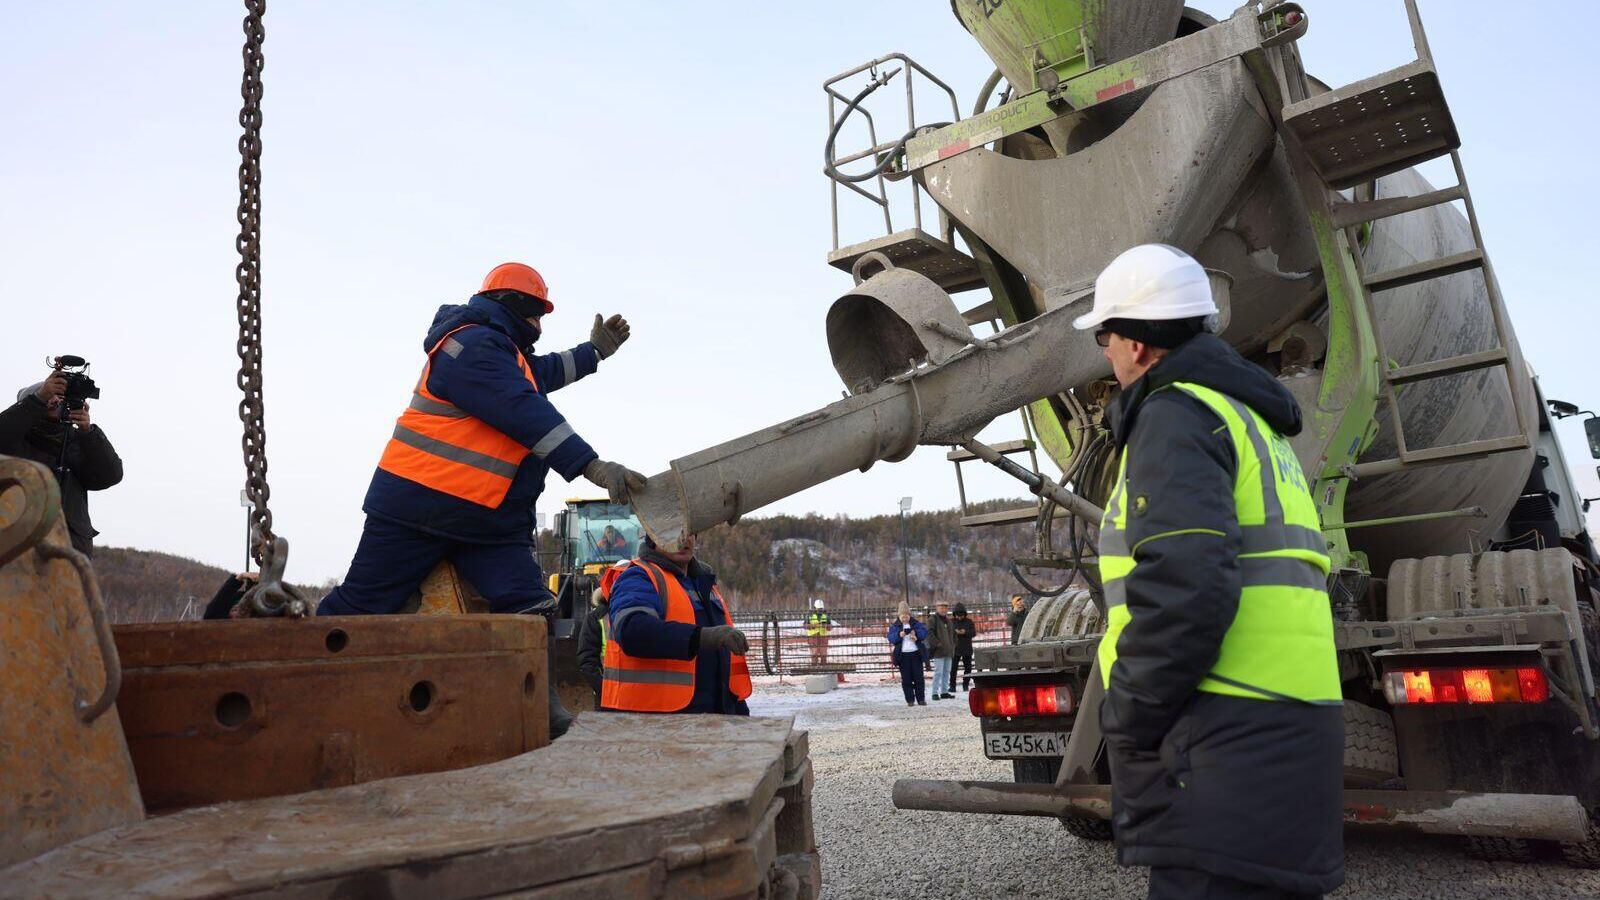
[898,496,913,609]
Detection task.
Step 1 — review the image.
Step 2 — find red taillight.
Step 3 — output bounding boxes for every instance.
[1384,666,1548,705]
[1519,667,1550,703]
[969,684,1073,717]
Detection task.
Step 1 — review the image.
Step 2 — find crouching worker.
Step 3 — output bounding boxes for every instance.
[602,534,752,714]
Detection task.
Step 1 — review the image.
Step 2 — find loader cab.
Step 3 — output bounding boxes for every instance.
[548,498,643,622]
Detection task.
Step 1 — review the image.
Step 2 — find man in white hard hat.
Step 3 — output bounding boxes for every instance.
[805,598,832,666]
[1075,244,1343,899]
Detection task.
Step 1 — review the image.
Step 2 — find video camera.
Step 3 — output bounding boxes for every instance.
[50,355,100,420]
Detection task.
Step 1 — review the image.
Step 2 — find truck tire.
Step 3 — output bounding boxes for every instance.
[1342,700,1399,788]
[1465,835,1537,864]
[1011,758,1114,841]
[1018,589,1100,643]
[1560,808,1600,868]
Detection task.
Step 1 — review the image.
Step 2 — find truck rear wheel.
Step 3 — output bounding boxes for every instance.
[1465,835,1537,864]
[1011,758,1114,841]
[1342,700,1399,787]
[1560,808,1600,868]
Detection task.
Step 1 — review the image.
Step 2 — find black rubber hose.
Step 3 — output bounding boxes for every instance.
[1011,558,1074,598]
[823,70,950,184]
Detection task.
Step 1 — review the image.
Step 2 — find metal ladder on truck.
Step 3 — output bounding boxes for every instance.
[1262,0,1531,480]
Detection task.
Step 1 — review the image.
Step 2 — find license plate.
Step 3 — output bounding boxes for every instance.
[984,731,1068,758]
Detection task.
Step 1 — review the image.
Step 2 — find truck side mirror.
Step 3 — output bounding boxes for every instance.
[1586,418,1600,459]
[552,510,569,542]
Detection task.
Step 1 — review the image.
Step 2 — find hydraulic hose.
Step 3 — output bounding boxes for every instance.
[823,68,950,184]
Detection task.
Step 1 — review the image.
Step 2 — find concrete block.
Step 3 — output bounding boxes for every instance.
[804,674,836,694]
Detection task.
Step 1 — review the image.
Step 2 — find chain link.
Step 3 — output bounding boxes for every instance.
[234,0,273,569]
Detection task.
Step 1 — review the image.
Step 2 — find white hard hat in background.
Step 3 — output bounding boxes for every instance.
[1073,243,1218,331]
[813,598,825,609]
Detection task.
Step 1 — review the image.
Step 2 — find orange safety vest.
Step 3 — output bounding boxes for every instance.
[601,560,753,713]
[376,324,539,508]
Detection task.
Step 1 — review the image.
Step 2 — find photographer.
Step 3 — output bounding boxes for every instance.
[0,369,123,555]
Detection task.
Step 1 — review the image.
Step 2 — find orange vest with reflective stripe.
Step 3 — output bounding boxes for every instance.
[376,325,538,508]
[601,560,754,713]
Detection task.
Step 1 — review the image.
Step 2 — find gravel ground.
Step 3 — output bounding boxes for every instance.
[749,679,1600,899]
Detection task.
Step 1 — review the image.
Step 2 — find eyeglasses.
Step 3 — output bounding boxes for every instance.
[1094,328,1113,348]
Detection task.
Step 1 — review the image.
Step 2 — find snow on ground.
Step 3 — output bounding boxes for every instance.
[749,680,1600,899]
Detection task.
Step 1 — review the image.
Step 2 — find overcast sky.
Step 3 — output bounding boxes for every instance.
[3,2,1596,582]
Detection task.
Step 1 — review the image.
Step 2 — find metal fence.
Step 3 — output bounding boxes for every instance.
[733,601,1015,676]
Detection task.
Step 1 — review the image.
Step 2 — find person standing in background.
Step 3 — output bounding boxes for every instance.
[887,600,928,707]
[951,602,980,691]
[1,373,123,556]
[926,600,956,700]
[1007,594,1031,645]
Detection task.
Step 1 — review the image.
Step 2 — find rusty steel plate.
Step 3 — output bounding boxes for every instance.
[3,714,806,899]
[112,616,548,812]
[1,514,144,870]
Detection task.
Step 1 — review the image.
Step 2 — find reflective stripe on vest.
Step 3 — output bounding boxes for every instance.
[806,612,829,636]
[1097,381,1341,705]
[601,560,754,712]
[376,324,539,508]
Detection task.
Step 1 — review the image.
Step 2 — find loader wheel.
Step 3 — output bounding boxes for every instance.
[1465,835,1537,864]
[1560,808,1600,868]
[1342,700,1400,788]
[1011,758,1114,841]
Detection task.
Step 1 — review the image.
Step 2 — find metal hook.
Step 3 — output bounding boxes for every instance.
[243,532,311,618]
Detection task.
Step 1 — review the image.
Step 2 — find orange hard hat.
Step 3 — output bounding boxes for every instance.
[481,262,553,314]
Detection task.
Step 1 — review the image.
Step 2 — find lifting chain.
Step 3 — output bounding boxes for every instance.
[231,0,308,617]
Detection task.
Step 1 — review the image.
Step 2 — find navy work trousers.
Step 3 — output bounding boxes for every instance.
[318,515,548,616]
[895,652,926,704]
[1148,868,1320,900]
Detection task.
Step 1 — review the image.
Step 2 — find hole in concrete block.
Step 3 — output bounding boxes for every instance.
[523,672,536,695]
[216,692,252,728]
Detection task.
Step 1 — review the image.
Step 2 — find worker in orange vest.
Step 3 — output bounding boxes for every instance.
[319,262,644,617]
[602,534,753,714]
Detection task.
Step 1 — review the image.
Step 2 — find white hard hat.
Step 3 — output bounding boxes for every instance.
[1073,244,1217,331]
[813,598,825,609]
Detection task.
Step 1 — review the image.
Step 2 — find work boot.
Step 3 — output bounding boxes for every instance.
[546,640,575,739]
[508,595,574,740]
[917,699,927,706]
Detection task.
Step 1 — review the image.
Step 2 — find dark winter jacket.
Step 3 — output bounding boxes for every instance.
[886,618,928,664]
[577,598,608,697]
[1007,603,1029,645]
[0,392,123,556]
[926,612,955,658]
[951,612,978,652]
[607,550,750,715]
[364,295,602,544]
[1097,332,1343,894]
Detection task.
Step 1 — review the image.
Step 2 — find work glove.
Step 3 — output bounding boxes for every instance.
[590,313,631,359]
[583,458,647,503]
[699,624,749,656]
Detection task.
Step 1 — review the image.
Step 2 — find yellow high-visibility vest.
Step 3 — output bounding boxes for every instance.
[1097,381,1341,704]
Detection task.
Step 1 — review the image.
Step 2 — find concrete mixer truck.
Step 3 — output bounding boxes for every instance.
[626,0,1600,866]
